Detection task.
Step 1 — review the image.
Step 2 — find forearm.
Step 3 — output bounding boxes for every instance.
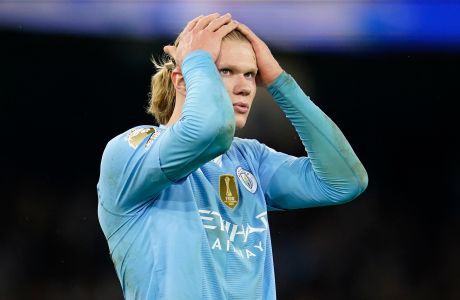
[160,51,235,181]
[267,72,368,200]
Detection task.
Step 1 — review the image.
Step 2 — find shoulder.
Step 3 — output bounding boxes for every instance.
[232,137,260,149]
[124,125,160,149]
[106,125,159,152]
[231,137,290,161]
[101,125,161,166]
[231,137,266,157]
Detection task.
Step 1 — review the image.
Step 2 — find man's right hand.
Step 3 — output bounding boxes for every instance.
[164,13,238,70]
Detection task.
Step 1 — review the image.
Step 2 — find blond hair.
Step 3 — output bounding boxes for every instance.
[147,29,250,124]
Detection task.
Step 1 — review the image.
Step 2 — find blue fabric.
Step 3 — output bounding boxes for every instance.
[264,72,369,209]
[98,132,287,299]
[97,52,368,299]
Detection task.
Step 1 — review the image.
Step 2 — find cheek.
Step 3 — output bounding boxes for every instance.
[248,82,256,104]
[220,77,233,93]
[250,80,257,91]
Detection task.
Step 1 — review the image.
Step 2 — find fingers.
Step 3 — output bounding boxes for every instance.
[236,22,260,43]
[183,15,204,33]
[205,13,232,32]
[181,12,234,34]
[194,13,221,31]
[215,20,239,38]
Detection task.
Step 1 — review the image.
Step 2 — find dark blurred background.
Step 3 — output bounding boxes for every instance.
[1,1,459,300]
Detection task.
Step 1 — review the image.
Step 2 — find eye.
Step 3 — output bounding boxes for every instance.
[219,68,231,76]
[244,72,256,79]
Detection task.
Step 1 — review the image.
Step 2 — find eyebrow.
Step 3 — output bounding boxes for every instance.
[218,64,258,74]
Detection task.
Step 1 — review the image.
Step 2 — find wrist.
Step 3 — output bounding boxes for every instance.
[266,71,290,92]
[264,67,284,86]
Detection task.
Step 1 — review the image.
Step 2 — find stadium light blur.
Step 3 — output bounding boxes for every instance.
[1,1,459,51]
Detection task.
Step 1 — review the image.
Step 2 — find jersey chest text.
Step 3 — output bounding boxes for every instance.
[194,160,269,261]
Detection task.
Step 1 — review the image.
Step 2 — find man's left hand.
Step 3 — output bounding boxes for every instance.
[237,23,284,87]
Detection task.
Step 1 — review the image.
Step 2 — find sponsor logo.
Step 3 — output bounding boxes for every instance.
[199,209,268,260]
[236,167,257,193]
[212,155,223,167]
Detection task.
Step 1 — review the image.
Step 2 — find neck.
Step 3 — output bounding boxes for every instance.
[165,94,185,127]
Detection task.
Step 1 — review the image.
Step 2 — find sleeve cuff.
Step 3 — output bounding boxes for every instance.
[266,71,291,94]
[182,50,216,79]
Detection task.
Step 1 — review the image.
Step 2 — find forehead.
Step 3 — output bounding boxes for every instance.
[216,40,257,69]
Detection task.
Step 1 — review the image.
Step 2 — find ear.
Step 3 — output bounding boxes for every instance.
[171,68,186,96]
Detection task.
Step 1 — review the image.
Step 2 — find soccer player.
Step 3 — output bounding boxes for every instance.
[97,13,368,299]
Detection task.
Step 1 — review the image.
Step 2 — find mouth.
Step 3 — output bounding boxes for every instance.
[233,102,249,114]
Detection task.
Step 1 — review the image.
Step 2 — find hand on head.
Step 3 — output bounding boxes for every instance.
[164,13,238,70]
[164,14,283,87]
[236,22,284,86]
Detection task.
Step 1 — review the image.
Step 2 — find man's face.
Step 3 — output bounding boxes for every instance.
[215,39,257,129]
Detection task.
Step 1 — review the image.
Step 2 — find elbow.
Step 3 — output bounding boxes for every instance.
[358,167,369,193]
[206,116,235,156]
[190,106,234,158]
[202,95,235,155]
[334,168,369,205]
[352,162,369,198]
[218,115,236,151]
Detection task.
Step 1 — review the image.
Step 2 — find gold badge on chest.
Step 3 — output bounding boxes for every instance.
[219,175,239,209]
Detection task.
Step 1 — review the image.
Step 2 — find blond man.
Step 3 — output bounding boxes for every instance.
[97,13,368,299]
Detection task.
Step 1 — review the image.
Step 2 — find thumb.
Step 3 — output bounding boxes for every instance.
[163,45,176,59]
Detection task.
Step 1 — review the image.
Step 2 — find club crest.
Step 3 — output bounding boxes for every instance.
[219,175,239,209]
[236,167,257,193]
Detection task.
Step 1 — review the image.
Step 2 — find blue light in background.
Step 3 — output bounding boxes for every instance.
[0,1,459,51]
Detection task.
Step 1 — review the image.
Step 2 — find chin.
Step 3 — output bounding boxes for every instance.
[235,117,247,129]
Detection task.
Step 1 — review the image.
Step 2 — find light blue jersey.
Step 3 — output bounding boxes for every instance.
[97,51,368,299]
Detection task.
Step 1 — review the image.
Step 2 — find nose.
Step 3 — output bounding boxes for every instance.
[233,74,251,96]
